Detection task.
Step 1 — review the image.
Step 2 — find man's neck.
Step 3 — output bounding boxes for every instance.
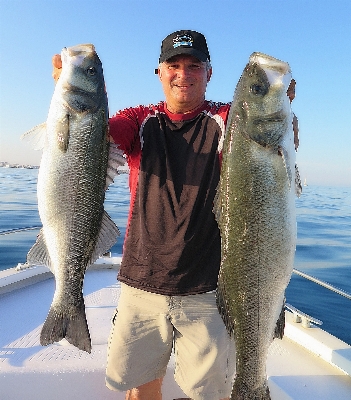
[165,99,205,115]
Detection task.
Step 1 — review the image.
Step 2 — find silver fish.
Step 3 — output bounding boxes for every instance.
[214,52,301,399]
[23,44,125,352]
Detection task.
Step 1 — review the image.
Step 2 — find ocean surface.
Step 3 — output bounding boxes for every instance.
[0,167,350,345]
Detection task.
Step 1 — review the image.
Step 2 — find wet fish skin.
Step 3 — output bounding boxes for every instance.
[215,52,298,399]
[25,44,123,352]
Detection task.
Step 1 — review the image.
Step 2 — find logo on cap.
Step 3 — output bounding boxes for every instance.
[173,34,193,49]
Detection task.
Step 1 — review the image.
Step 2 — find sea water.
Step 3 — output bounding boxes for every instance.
[286,184,351,344]
[0,168,350,344]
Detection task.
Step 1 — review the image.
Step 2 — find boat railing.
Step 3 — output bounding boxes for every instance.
[0,226,42,235]
[2,228,351,330]
[292,268,351,300]
[286,268,351,328]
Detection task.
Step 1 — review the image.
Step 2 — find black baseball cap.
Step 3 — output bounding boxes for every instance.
[158,30,210,64]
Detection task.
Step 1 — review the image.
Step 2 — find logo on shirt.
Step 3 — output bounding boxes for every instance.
[173,34,193,48]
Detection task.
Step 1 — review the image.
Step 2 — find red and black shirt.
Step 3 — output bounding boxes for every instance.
[109,100,230,295]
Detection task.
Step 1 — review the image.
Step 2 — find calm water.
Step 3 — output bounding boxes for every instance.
[0,168,350,344]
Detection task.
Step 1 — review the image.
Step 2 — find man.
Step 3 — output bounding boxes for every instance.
[52,30,298,400]
[105,30,235,400]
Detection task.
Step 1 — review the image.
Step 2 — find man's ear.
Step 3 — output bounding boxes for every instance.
[157,66,163,82]
[207,68,212,82]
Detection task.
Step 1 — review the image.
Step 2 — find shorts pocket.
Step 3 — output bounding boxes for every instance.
[111,309,118,325]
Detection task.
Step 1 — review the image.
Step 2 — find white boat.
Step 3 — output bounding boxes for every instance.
[1,255,351,400]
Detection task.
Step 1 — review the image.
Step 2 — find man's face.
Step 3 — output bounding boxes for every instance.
[158,55,212,113]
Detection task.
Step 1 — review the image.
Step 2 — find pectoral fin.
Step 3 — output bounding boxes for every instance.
[278,145,293,188]
[21,122,47,150]
[105,143,127,189]
[89,211,120,264]
[56,115,70,151]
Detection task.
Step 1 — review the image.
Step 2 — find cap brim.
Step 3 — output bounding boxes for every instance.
[159,47,208,63]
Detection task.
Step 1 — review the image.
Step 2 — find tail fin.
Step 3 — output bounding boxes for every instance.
[40,300,91,353]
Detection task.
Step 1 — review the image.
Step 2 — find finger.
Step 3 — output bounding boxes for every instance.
[52,54,62,69]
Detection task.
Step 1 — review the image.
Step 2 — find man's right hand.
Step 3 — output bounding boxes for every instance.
[52,54,62,82]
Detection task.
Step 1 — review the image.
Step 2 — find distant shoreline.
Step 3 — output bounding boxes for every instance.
[0,163,39,169]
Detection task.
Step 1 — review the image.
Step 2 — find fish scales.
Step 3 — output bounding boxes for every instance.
[24,44,124,352]
[215,52,299,399]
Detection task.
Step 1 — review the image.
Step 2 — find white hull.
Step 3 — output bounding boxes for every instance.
[1,258,351,400]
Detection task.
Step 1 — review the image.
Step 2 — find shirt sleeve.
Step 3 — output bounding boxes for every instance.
[109,107,141,155]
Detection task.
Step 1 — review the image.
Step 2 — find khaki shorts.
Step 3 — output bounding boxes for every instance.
[105,283,235,400]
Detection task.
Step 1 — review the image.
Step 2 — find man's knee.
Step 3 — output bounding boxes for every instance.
[125,377,163,400]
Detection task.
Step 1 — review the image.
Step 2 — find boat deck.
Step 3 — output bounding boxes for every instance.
[1,262,351,400]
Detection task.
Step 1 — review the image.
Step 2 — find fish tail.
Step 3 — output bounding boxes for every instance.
[40,302,91,353]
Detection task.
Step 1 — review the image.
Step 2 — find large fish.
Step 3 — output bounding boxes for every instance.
[214,52,301,399]
[23,44,125,353]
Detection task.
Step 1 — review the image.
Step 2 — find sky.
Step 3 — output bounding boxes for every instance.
[0,0,350,187]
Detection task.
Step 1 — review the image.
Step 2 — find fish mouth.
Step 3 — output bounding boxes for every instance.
[246,110,286,147]
[252,110,286,125]
[61,44,97,68]
[249,52,291,75]
[62,85,102,112]
[62,44,96,57]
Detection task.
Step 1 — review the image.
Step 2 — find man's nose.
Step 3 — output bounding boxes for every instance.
[176,66,190,78]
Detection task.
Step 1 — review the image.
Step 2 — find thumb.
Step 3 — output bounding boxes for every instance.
[52,54,62,82]
[52,54,62,69]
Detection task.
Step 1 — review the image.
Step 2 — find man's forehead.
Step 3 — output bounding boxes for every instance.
[164,54,203,64]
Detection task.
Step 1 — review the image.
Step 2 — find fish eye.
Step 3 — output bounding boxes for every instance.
[250,84,266,95]
[86,67,97,76]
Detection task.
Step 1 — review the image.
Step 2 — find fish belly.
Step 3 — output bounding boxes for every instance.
[217,132,296,399]
[37,112,109,353]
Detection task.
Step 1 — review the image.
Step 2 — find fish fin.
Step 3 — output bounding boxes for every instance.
[40,299,91,353]
[56,115,70,152]
[278,145,293,188]
[21,122,47,150]
[295,163,302,197]
[89,210,120,264]
[213,184,221,224]
[26,229,53,272]
[213,169,228,226]
[105,143,127,189]
[274,300,286,339]
[216,276,235,337]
